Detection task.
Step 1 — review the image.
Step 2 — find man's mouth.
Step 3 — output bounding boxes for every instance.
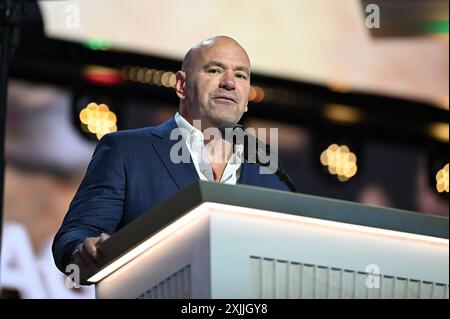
[212,95,237,104]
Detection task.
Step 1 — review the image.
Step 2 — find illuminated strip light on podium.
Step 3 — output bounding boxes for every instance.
[87,202,449,283]
[79,102,118,140]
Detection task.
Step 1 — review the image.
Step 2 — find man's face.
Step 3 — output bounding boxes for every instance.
[178,39,251,125]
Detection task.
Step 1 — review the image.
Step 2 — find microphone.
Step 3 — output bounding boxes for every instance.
[218,122,299,193]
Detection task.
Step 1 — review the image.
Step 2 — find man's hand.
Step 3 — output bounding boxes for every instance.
[72,233,110,270]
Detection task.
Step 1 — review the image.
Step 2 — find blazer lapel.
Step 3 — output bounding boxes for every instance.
[151,117,199,190]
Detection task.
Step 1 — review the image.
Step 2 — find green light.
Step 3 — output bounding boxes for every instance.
[84,38,112,50]
[422,20,449,35]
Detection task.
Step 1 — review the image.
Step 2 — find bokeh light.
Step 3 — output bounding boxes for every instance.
[436,163,449,193]
[79,102,118,140]
[320,144,358,182]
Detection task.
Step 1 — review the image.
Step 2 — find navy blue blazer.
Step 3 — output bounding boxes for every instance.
[52,117,291,272]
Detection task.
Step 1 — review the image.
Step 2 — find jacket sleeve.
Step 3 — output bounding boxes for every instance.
[52,133,126,273]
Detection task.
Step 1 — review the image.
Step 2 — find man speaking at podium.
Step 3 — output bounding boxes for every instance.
[52,36,294,275]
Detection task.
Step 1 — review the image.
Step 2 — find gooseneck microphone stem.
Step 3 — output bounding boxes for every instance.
[249,139,299,193]
[272,158,299,193]
[219,122,299,193]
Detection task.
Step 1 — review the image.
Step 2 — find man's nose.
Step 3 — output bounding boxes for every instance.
[219,71,236,90]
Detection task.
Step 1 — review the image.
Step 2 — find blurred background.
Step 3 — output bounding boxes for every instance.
[0,0,448,298]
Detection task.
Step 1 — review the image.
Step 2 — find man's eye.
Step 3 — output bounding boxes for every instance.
[208,69,220,74]
[236,73,248,80]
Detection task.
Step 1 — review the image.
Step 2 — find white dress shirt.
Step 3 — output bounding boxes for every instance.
[174,112,243,184]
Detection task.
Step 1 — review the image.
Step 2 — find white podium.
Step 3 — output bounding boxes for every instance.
[83,181,449,299]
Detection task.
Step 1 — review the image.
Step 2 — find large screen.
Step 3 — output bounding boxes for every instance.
[39,0,448,105]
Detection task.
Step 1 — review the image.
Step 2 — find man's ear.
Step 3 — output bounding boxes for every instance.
[175,71,187,99]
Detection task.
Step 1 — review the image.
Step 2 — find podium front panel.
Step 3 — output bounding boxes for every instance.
[95,202,448,299]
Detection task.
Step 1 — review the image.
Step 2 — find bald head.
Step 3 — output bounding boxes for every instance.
[175,35,251,127]
[181,36,250,73]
